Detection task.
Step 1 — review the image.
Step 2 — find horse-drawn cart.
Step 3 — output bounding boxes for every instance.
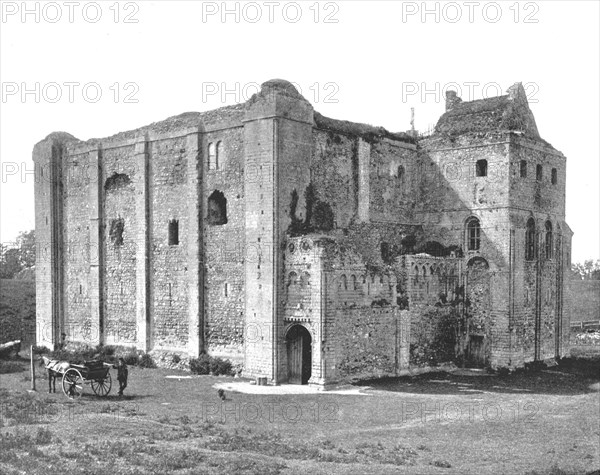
[42,357,112,398]
[62,361,112,398]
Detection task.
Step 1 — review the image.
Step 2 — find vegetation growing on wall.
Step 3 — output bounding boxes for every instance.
[288,183,334,235]
[409,304,462,366]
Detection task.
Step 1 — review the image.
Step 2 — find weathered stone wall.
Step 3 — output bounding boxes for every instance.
[368,138,417,223]
[509,137,566,215]
[203,127,245,360]
[149,136,189,350]
[403,255,461,305]
[62,149,92,341]
[333,307,401,381]
[34,79,571,383]
[310,130,357,228]
[102,144,138,345]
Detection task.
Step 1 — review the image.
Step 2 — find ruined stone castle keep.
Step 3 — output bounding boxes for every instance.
[34,79,572,386]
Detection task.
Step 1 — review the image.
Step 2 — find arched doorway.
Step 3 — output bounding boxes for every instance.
[285,325,312,385]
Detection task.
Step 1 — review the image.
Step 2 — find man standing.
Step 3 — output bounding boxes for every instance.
[113,357,129,396]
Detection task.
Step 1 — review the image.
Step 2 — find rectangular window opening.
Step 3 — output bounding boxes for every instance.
[520,160,527,178]
[476,159,488,177]
[168,219,179,245]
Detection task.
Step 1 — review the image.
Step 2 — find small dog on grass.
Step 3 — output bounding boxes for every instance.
[217,389,226,401]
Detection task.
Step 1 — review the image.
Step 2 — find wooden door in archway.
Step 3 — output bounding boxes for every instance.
[286,325,312,385]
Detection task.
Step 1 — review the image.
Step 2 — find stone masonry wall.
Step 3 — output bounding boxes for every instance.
[203,127,245,360]
[102,144,138,345]
[34,80,570,379]
[149,136,190,350]
[62,150,92,342]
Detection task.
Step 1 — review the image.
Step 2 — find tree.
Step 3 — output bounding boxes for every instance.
[0,245,22,279]
[16,230,35,268]
[0,230,36,279]
[571,259,600,280]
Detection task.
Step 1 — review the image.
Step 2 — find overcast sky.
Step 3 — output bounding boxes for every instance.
[1,0,598,263]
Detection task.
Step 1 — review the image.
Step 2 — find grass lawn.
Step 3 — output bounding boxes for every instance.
[0,354,598,475]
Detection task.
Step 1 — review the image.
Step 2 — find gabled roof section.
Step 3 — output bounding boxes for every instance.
[434,83,540,139]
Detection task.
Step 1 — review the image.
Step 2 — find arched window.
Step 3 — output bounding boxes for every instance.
[545,221,553,260]
[339,274,347,290]
[288,272,298,286]
[525,218,536,260]
[208,143,216,170]
[104,173,132,192]
[466,218,481,251]
[551,168,557,185]
[351,275,357,291]
[536,164,543,181]
[216,141,224,170]
[207,190,227,225]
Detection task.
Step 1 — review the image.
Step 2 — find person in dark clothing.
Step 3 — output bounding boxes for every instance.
[113,358,128,396]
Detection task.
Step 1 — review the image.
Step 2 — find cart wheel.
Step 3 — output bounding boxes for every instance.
[91,372,112,397]
[62,368,84,399]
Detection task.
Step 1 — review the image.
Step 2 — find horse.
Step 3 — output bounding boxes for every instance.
[40,355,70,394]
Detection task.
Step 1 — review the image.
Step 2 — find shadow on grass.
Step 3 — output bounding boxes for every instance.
[354,357,600,396]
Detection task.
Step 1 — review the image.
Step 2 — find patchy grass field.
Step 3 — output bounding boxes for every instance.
[0,354,598,475]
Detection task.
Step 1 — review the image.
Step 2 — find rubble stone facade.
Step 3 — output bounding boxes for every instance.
[34,79,571,386]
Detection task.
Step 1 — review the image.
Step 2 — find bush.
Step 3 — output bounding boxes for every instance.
[97,344,116,358]
[410,305,460,366]
[139,353,156,369]
[189,354,233,376]
[32,345,50,355]
[210,357,232,376]
[190,354,211,375]
[122,349,140,366]
[0,361,24,374]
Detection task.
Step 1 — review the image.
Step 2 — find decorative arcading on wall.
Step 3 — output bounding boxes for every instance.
[33,79,571,379]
